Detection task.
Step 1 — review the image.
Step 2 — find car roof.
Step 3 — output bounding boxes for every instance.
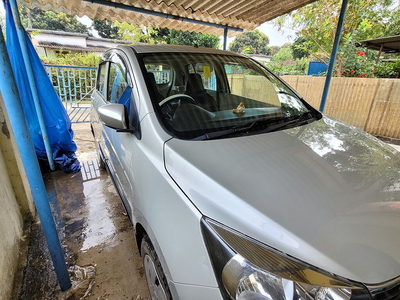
[118,44,243,56]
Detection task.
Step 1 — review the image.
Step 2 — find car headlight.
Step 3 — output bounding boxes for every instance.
[201,217,370,300]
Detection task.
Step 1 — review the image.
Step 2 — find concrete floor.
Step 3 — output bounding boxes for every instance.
[17,123,150,300]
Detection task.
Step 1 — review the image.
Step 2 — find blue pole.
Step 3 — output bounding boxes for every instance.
[319,0,349,112]
[223,27,228,50]
[8,0,56,170]
[0,24,71,291]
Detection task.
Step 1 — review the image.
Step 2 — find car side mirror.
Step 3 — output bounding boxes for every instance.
[98,103,129,130]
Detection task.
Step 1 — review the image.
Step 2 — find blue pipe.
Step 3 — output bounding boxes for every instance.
[0,23,71,292]
[319,0,349,112]
[8,0,55,170]
[84,0,243,32]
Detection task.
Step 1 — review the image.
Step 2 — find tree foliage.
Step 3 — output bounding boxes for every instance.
[164,29,220,48]
[291,37,310,59]
[266,45,308,75]
[275,0,398,77]
[21,7,88,33]
[113,21,155,43]
[93,18,122,39]
[384,10,400,36]
[229,30,270,55]
[114,24,220,48]
[273,47,293,62]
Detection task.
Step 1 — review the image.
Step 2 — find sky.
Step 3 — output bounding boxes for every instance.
[257,22,295,46]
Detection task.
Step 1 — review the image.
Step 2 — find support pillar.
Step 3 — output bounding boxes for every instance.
[319,0,349,112]
[0,18,71,293]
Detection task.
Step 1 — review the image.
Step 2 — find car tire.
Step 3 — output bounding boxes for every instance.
[141,235,173,300]
[98,154,106,170]
[96,143,106,170]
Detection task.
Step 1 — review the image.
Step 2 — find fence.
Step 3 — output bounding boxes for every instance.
[150,70,170,84]
[44,65,97,123]
[281,76,400,140]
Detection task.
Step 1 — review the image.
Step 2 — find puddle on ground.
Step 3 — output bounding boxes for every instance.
[18,141,150,299]
[81,178,118,251]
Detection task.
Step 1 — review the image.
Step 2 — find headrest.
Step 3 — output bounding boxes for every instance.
[186,73,205,93]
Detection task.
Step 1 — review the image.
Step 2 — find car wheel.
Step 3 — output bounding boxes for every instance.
[141,235,173,300]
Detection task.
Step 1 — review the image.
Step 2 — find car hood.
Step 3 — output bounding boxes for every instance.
[164,116,400,284]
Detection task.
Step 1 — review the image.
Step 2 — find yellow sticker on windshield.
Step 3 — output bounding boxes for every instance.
[203,66,211,78]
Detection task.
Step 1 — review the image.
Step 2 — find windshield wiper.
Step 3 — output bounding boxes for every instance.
[259,111,313,134]
[192,112,314,141]
[192,121,258,141]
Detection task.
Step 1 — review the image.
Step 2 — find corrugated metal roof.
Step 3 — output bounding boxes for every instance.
[128,43,243,54]
[358,35,400,53]
[38,42,107,52]
[20,0,318,37]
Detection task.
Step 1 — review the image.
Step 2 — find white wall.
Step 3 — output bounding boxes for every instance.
[0,146,24,300]
[0,98,34,300]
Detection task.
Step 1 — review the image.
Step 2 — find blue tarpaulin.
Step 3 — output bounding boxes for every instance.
[5,2,80,173]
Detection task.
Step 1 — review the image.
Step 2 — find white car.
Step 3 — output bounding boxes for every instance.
[91,44,400,300]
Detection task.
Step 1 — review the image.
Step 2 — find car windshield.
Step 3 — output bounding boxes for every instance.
[140,52,318,140]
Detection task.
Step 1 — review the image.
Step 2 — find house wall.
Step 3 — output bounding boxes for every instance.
[33,32,87,48]
[0,99,34,300]
[0,144,24,300]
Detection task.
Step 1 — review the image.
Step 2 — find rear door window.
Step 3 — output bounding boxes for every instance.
[187,62,216,91]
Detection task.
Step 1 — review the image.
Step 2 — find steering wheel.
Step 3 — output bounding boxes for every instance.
[159,94,195,107]
[159,94,196,120]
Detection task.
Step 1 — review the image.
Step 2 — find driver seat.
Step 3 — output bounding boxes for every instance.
[185,74,218,112]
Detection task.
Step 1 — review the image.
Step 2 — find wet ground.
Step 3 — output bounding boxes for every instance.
[17,122,150,300]
[14,122,400,299]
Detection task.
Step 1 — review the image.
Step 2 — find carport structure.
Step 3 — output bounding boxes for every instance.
[1,0,350,296]
[21,0,320,49]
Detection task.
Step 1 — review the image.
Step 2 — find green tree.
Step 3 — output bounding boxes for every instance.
[113,21,156,43]
[273,47,293,62]
[291,37,310,59]
[93,18,122,39]
[275,0,395,76]
[269,45,282,56]
[229,30,270,54]
[21,7,88,33]
[384,10,400,36]
[165,29,220,48]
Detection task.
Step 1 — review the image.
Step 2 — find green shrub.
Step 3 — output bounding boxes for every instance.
[374,59,400,78]
[40,52,101,67]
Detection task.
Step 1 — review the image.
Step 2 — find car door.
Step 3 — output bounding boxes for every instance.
[99,52,138,214]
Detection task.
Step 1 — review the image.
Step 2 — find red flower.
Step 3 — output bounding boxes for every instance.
[356,51,365,56]
[350,70,355,73]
